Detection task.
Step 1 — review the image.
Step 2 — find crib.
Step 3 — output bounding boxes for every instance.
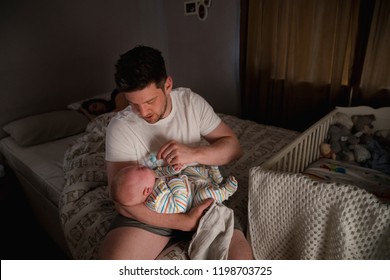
[261,106,390,172]
[248,106,390,259]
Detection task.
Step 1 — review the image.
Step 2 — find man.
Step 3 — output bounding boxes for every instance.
[98,45,253,259]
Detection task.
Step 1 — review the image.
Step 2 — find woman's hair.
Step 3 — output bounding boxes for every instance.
[115,45,167,93]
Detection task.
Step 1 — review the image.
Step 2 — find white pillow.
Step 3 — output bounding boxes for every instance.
[3,110,89,147]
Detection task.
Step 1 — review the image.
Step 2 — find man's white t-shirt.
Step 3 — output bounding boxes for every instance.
[105,87,221,164]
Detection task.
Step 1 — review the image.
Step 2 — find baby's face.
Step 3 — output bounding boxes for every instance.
[132,165,155,189]
[118,165,155,206]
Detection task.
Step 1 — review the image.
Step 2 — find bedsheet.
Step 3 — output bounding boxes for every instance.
[59,112,299,259]
[0,134,80,206]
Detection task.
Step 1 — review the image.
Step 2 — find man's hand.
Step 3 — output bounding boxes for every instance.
[182,198,214,231]
[157,140,198,167]
[157,122,242,168]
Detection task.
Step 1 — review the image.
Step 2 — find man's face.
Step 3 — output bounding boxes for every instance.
[124,80,172,124]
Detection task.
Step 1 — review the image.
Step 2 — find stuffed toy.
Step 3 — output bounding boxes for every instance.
[374,129,390,151]
[350,144,371,163]
[327,117,369,162]
[333,112,354,130]
[319,143,336,160]
[351,114,376,137]
[327,123,351,156]
[364,137,390,174]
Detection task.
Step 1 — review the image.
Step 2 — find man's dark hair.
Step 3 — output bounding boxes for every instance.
[115,45,167,93]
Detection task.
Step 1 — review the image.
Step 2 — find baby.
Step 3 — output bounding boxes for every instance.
[111,164,238,213]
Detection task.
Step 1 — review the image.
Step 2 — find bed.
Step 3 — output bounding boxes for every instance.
[0,106,299,259]
[0,110,89,257]
[250,106,390,259]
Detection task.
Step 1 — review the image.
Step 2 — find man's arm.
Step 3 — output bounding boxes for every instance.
[115,200,212,231]
[197,121,242,165]
[157,121,242,166]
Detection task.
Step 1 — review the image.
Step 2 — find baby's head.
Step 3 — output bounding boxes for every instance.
[111,165,155,207]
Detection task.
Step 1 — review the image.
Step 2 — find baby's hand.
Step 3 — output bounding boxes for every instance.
[172,164,184,172]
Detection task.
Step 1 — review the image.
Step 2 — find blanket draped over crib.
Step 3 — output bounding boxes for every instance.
[59,112,299,259]
[248,167,390,259]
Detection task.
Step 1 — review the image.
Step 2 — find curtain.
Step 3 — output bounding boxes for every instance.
[355,0,390,106]
[241,0,371,131]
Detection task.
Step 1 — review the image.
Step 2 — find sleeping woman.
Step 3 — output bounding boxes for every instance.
[79,89,128,120]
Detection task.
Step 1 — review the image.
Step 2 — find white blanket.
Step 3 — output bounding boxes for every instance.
[248,167,390,259]
[188,202,234,260]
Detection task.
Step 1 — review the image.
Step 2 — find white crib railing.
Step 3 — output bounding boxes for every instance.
[261,106,390,172]
[261,109,338,173]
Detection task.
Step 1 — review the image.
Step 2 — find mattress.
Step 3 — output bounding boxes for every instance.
[0,134,81,207]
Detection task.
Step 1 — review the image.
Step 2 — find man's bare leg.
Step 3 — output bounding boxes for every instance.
[98,227,170,260]
[228,229,253,260]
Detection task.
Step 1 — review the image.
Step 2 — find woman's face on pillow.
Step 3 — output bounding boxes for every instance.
[88,101,107,115]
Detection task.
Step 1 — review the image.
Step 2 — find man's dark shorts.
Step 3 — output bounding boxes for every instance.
[109,214,185,237]
[109,211,244,237]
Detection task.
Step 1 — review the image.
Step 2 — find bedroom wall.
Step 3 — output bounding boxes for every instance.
[0,0,241,139]
[164,0,241,115]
